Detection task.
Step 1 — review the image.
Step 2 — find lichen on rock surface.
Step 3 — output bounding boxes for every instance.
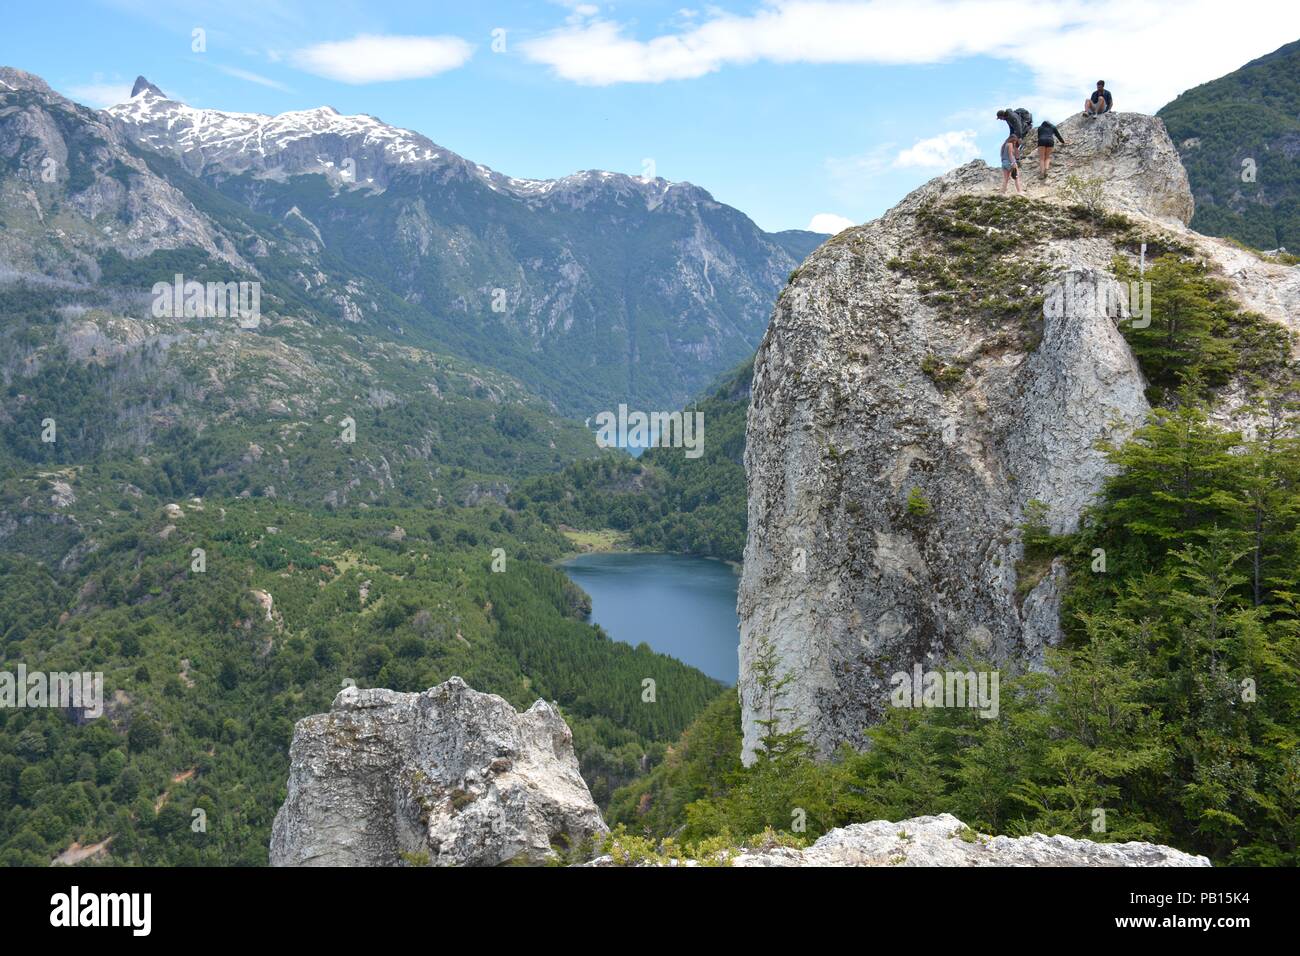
[269,677,607,866]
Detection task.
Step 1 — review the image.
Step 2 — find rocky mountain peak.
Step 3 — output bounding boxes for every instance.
[737,109,1297,762]
[104,80,701,210]
[0,66,253,275]
[129,75,165,99]
[0,66,54,94]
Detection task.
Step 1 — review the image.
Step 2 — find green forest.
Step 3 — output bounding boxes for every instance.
[0,492,721,865]
[610,397,1300,865]
[511,359,752,563]
[1159,38,1300,250]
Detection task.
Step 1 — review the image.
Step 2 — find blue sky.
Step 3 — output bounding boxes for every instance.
[4,0,1298,233]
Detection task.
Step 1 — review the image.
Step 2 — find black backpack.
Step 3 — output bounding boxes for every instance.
[1014,108,1033,138]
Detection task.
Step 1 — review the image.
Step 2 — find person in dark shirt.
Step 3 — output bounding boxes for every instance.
[1034,120,1066,179]
[1083,81,1113,116]
[996,109,1024,143]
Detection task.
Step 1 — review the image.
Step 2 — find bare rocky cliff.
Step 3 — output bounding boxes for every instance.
[0,67,248,280]
[738,112,1300,761]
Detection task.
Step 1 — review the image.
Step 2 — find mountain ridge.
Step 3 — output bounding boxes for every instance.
[44,69,828,415]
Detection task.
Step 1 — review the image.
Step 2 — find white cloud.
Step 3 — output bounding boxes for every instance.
[291,34,475,84]
[217,65,294,93]
[807,213,856,234]
[63,81,132,108]
[551,0,602,18]
[894,129,980,169]
[518,0,1300,114]
[823,143,895,200]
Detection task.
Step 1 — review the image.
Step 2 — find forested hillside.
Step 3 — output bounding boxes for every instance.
[1159,39,1300,250]
[102,76,825,416]
[0,67,738,867]
[511,359,753,562]
[0,481,721,865]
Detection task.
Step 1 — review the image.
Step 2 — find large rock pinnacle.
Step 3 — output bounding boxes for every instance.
[737,111,1295,763]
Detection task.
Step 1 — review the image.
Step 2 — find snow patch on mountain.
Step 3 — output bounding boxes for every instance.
[107,79,685,209]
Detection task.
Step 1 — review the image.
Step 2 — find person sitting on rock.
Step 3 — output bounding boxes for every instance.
[1034,120,1066,179]
[999,137,1023,195]
[1083,80,1113,116]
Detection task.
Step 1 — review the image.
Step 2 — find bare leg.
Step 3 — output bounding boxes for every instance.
[1001,169,1011,193]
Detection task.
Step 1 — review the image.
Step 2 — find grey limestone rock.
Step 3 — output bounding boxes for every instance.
[270,677,607,867]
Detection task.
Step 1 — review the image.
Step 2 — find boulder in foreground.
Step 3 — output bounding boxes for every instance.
[269,677,607,866]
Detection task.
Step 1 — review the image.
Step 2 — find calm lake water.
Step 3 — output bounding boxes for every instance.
[560,552,740,684]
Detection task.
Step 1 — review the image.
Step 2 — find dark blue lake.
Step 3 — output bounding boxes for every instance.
[560,552,740,684]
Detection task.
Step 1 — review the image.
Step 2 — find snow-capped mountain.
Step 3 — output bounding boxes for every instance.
[7,66,823,414]
[108,77,447,186]
[0,67,248,273]
[107,77,698,210]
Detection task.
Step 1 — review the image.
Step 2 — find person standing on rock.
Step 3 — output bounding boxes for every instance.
[1034,120,1066,179]
[1083,80,1113,116]
[997,109,1025,143]
[999,137,1023,194]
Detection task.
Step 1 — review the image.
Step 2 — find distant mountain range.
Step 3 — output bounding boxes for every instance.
[93,73,822,415]
[1159,38,1300,251]
[0,62,824,508]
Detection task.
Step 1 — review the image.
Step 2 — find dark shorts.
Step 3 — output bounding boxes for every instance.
[1038,138,1055,148]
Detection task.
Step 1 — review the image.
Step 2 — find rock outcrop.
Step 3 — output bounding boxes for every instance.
[731,814,1210,867]
[738,112,1299,761]
[269,678,607,867]
[590,813,1208,866]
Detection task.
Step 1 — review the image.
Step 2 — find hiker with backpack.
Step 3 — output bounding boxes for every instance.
[1083,80,1113,116]
[1034,119,1066,179]
[999,136,1023,195]
[997,108,1033,144]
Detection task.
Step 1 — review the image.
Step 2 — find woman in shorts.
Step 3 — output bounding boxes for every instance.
[1000,137,1022,195]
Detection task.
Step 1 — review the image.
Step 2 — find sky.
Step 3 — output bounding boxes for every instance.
[3,0,1299,233]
